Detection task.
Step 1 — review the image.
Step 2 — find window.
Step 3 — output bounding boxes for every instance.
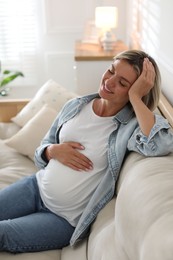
[0,0,39,86]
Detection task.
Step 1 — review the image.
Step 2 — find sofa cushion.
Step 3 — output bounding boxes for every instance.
[0,122,20,139]
[88,198,117,260]
[115,151,173,260]
[11,79,78,127]
[0,250,61,260]
[0,140,37,190]
[5,105,57,161]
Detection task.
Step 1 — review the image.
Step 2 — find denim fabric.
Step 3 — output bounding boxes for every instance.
[0,175,75,253]
[34,94,173,246]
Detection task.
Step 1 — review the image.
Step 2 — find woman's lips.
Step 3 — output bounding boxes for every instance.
[103,84,113,94]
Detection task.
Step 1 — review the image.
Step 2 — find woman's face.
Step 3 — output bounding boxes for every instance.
[99,59,138,106]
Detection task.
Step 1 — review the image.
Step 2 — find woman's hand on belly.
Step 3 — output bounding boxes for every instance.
[45,142,93,171]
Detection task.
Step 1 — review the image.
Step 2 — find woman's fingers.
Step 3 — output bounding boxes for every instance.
[49,142,93,171]
[72,152,93,171]
[143,58,155,87]
[129,58,156,99]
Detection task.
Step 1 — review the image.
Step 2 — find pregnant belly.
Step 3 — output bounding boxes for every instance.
[40,159,97,207]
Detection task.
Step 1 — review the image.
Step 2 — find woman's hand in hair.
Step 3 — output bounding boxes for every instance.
[129,58,155,101]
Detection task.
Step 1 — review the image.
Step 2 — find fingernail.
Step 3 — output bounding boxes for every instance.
[85,166,93,171]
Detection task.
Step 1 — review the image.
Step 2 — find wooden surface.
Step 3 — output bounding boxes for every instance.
[158,93,173,128]
[75,40,128,61]
[0,99,30,122]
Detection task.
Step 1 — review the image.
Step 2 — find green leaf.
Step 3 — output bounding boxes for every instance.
[0,71,24,87]
[3,70,11,75]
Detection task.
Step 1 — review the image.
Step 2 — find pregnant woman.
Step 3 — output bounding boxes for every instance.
[0,50,173,253]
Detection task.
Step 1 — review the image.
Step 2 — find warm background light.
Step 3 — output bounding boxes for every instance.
[95,6,118,31]
[95,6,118,51]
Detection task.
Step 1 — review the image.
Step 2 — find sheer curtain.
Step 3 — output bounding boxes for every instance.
[0,0,39,87]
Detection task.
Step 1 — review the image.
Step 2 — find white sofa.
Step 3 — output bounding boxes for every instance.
[0,80,173,260]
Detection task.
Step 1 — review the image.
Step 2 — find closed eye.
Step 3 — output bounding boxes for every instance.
[108,69,114,75]
[120,80,126,87]
[120,79,130,87]
[107,64,115,75]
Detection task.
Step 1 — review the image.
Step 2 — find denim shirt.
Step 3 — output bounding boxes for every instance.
[34,93,173,246]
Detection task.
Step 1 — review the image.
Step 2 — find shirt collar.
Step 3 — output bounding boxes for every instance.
[114,102,135,124]
[78,93,135,124]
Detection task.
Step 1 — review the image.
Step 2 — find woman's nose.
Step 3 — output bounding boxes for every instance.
[105,75,116,87]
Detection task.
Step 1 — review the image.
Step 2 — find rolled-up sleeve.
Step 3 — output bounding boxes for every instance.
[127,114,173,156]
[34,115,61,169]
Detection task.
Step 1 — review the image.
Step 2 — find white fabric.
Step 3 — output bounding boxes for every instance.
[0,122,20,139]
[88,198,117,260]
[115,152,173,260]
[0,250,61,260]
[0,140,37,190]
[5,105,57,160]
[36,100,115,226]
[11,79,78,127]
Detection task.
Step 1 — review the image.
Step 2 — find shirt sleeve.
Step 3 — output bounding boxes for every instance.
[34,115,60,168]
[33,97,79,169]
[127,114,173,156]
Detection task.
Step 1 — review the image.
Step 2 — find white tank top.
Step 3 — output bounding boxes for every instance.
[36,99,115,226]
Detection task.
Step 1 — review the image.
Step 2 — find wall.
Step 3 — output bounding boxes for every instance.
[126,0,173,105]
[38,0,127,93]
[3,0,127,99]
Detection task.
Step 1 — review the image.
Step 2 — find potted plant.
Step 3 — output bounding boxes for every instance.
[0,69,24,96]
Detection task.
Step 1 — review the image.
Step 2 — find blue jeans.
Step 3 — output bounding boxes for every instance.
[0,175,75,253]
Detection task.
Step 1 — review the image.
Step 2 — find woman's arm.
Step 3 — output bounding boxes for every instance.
[127,114,173,156]
[128,58,173,156]
[128,58,156,136]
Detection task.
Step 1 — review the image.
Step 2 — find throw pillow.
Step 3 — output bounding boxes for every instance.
[11,79,78,127]
[5,105,57,161]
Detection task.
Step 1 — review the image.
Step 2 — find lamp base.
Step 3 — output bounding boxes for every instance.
[100,31,116,51]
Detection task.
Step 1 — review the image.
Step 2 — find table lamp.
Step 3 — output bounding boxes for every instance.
[95,6,118,51]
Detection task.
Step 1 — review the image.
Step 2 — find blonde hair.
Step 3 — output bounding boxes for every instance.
[114,50,161,111]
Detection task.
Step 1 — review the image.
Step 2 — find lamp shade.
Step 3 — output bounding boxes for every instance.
[95,6,118,30]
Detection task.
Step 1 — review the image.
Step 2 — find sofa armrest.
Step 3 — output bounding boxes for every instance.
[158,93,173,128]
[0,99,30,122]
